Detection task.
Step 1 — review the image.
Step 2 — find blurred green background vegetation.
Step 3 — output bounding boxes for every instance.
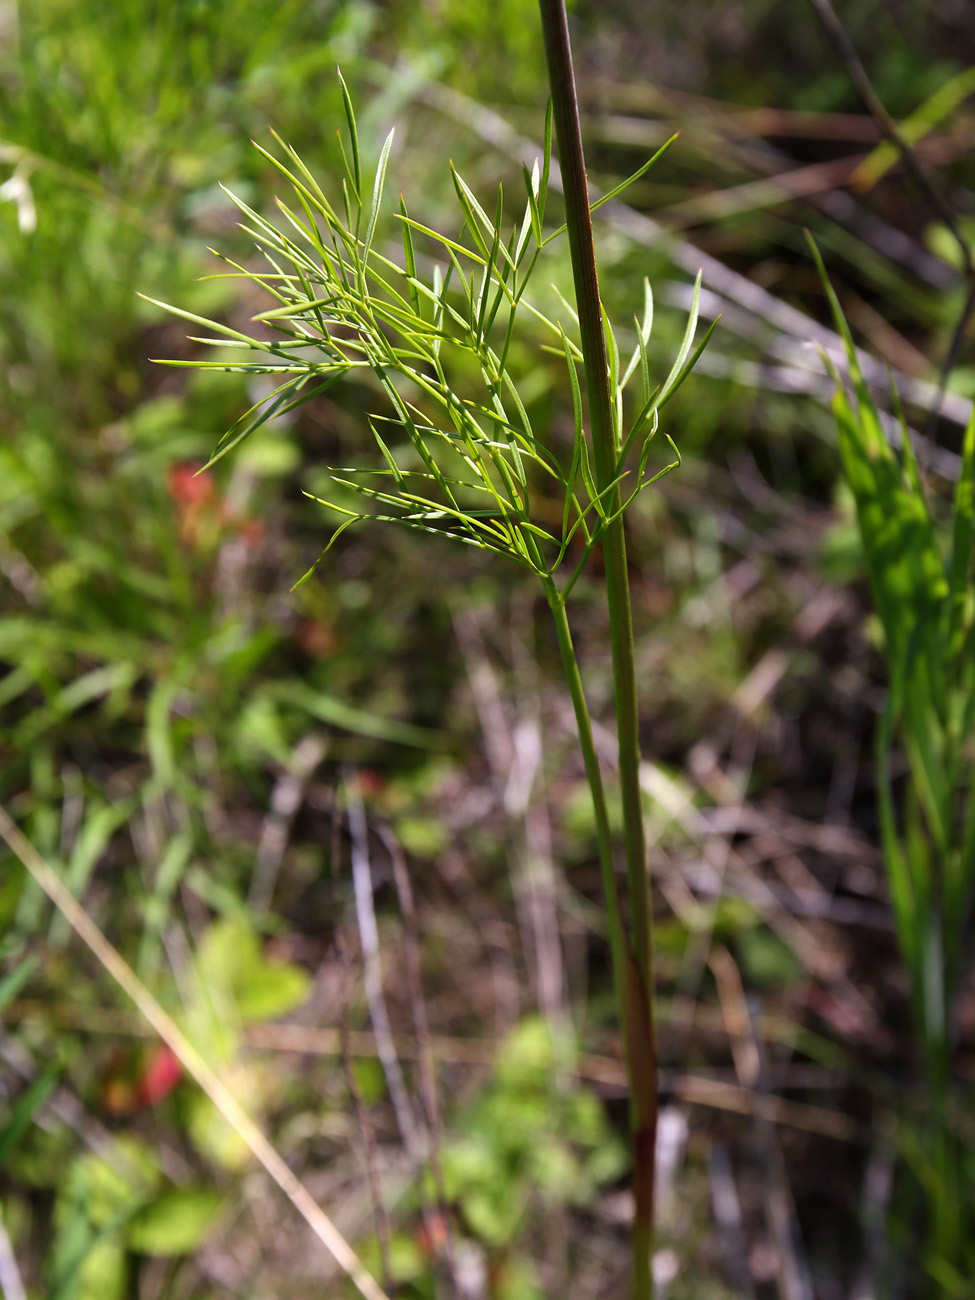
[1,1,974,1297]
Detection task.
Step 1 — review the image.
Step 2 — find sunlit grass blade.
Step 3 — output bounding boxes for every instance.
[399,194,421,318]
[947,411,975,664]
[523,161,543,248]
[619,278,654,395]
[475,186,505,340]
[602,303,622,447]
[252,294,339,323]
[450,164,516,279]
[540,97,554,226]
[394,213,487,268]
[370,422,406,487]
[138,294,260,347]
[0,953,37,1015]
[659,313,719,409]
[657,269,702,406]
[542,133,679,247]
[336,67,362,205]
[363,129,394,269]
[291,516,363,590]
[560,326,587,480]
[550,282,580,331]
[265,129,340,222]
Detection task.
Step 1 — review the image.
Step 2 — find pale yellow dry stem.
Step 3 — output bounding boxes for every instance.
[0,802,389,1300]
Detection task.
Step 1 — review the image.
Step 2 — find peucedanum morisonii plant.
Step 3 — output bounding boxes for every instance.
[148,51,714,1297]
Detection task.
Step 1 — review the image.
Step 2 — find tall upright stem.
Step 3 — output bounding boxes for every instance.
[542,577,627,1014]
[538,3,658,1296]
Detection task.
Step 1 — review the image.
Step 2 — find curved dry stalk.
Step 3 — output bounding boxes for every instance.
[0,1205,26,1300]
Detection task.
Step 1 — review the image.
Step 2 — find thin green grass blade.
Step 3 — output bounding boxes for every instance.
[659,314,720,410]
[336,67,362,203]
[363,129,395,270]
[514,185,536,265]
[621,388,661,467]
[450,165,515,277]
[588,132,679,215]
[370,423,406,487]
[483,262,515,341]
[657,269,702,406]
[551,282,580,330]
[523,161,543,247]
[395,214,487,268]
[265,130,340,222]
[561,326,585,451]
[252,294,339,323]
[138,295,259,347]
[540,98,554,225]
[320,478,511,548]
[877,677,921,979]
[947,410,975,665]
[399,194,422,317]
[0,954,37,1015]
[805,231,865,383]
[290,517,363,590]
[375,370,460,509]
[602,303,621,448]
[638,431,680,489]
[543,134,679,246]
[339,159,356,230]
[204,375,344,470]
[0,1070,58,1167]
[450,163,492,260]
[203,245,295,307]
[475,186,505,341]
[620,278,654,394]
[616,404,659,480]
[274,197,338,277]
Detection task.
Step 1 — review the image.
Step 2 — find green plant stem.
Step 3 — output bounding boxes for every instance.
[542,579,654,1285]
[542,578,627,1006]
[538,3,658,1294]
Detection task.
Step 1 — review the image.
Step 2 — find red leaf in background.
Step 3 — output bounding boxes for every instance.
[296,617,339,657]
[166,462,264,548]
[356,768,386,798]
[135,1044,184,1107]
[167,462,220,545]
[416,1210,450,1259]
[234,515,266,545]
[167,462,215,509]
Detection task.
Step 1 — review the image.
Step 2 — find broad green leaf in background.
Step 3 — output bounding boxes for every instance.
[178,917,312,1170]
[193,916,311,1025]
[127,1187,224,1256]
[49,1135,223,1298]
